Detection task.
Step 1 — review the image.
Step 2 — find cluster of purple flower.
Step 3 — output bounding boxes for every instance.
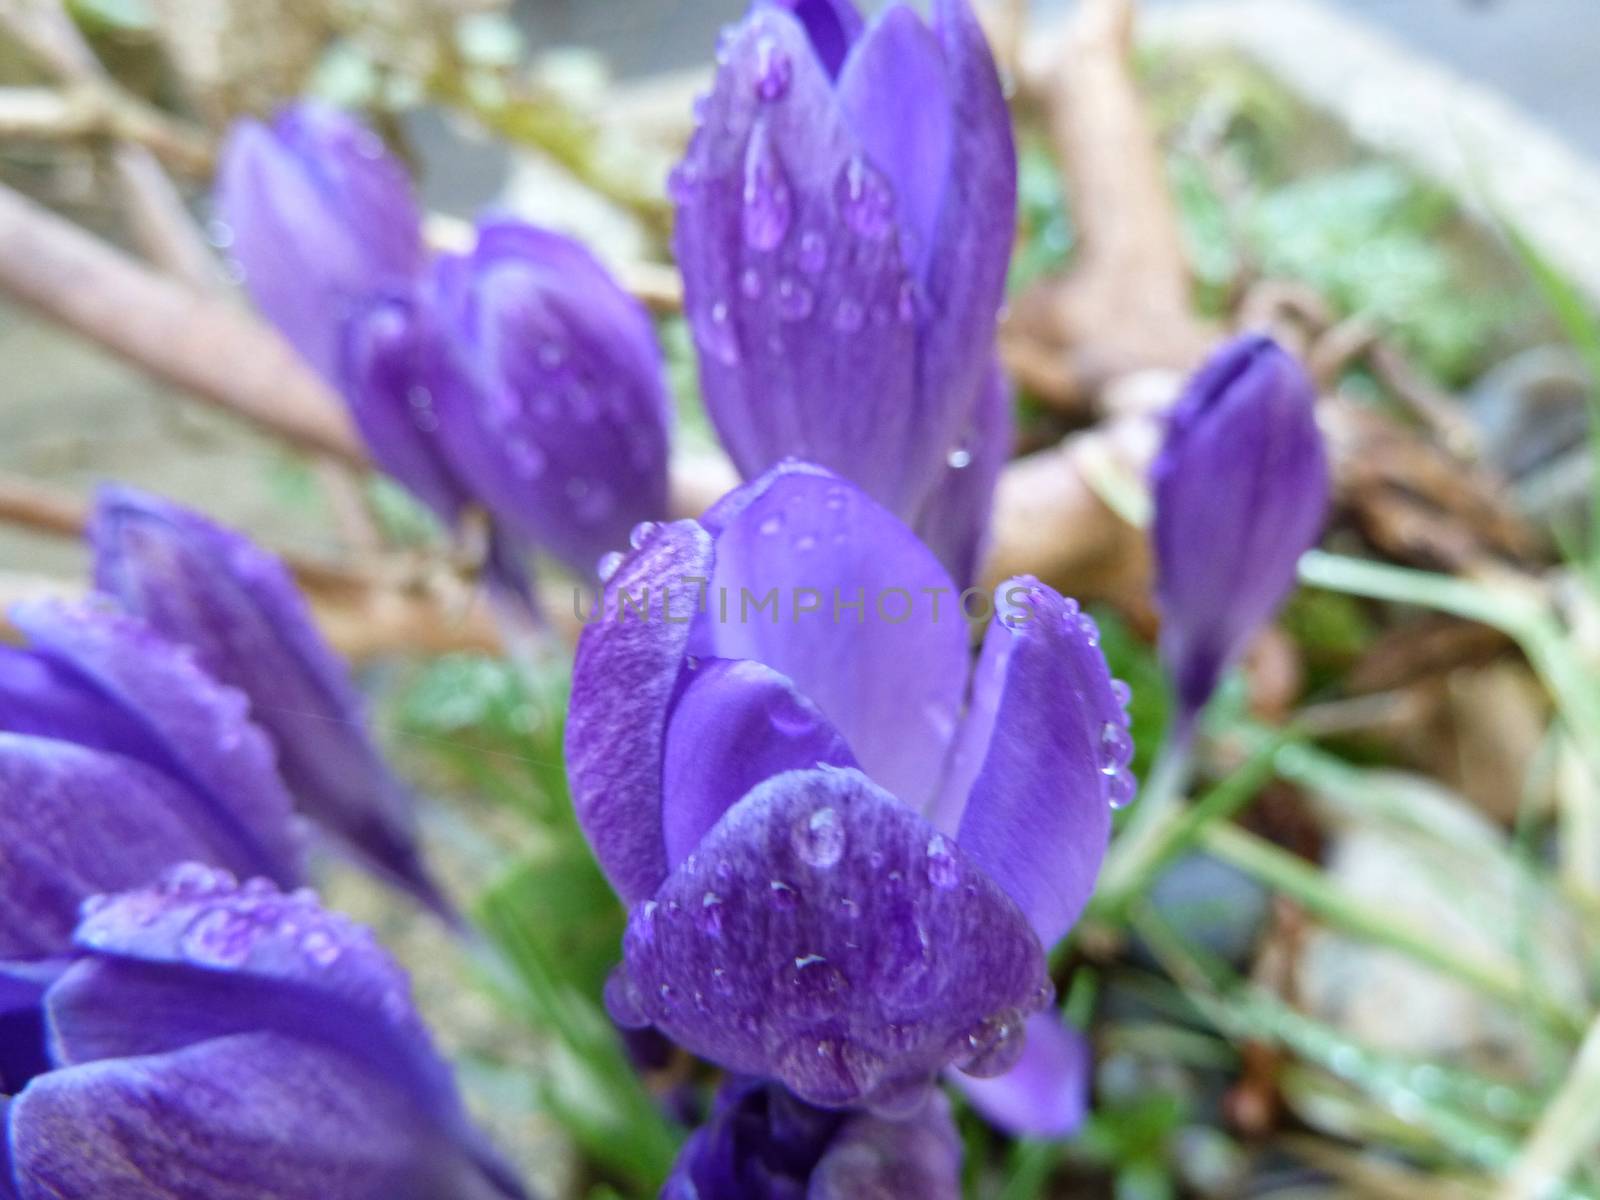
[0,0,1329,1195]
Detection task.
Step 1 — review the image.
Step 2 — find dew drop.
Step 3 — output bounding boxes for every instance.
[795,533,817,552]
[835,155,896,240]
[753,36,793,101]
[947,447,973,470]
[1075,612,1101,646]
[1099,721,1134,774]
[759,512,784,536]
[699,891,725,937]
[792,806,845,868]
[832,299,865,334]
[693,301,740,366]
[1111,678,1133,707]
[825,488,847,511]
[797,230,827,275]
[596,551,624,583]
[925,834,959,889]
[777,275,814,321]
[667,160,699,204]
[775,954,849,1021]
[742,126,793,251]
[628,521,659,550]
[955,1011,1026,1078]
[1109,769,1138,809]
[181,908,252,967]
[769,879,798,909]
[739,266,763,299]
[507,437,546,477]
[300,928,340,967]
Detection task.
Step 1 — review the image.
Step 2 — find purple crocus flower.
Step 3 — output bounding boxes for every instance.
[672,0,1016,584]
[1,868,528,1199]
[88,486,453,918]
[567,462,1130,1111]
[0,734,239,1093]
[0,599,303,892]
[664,1076,962,1199]
[420,220,674,579]
[1151,335,1329,731]
[216,100,423,383]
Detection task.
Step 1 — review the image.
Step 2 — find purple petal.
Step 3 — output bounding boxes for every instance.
[674,10,927,516]
[1152,335,1329,719]
[665,1076,961,1200]
[912,360,1012,588]
[215,103,420,382]
[836,5,954,279]
[662,657,858,867]
[811,1091,963,1200]
[907,0,1016,514]
[270,103,422,284]
[0,735,221,960]
[566,520,715,904]
[4,601,302,888]
[428,221,672,578]
[8,1034,519,1200]
[90,488,449,917]
[691,464,969,811]
[952,1012,1091,1138]
[756,0,865,77]
[946,582,1124,949]
[615,766,1049,1111]
[339,291,469,525]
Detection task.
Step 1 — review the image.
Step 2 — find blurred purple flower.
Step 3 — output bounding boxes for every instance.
[420,221,674,579]
[664,1077,962,1199]
[1,868,527,1199]
[0,600,303,893]
[219,101,673,587]
[1151,335,1330,729]
[215,100,423,383]
[90,486,452,919]
[672,0,1016,583]
[566,462,1129,1111]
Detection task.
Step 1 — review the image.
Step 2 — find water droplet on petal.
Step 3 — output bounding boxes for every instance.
[1075,612,1101,646]
[925,834,959,888]
[597,551,624,583]
[798,230,827,275]
[775,954,849,1020]
[1109,769,1138,809]
[793,806,845,868]
[759,512,784,536]
[835,155,896,240]
[300,928,340,966]
[955,1011,1026,1078]
[693,300,741,365]
[739,266,763,299]
[833,298,864,334]
[947,447,973,470]
[628,521,659,550]
[181,909,252,967]
[699,891,725,936]
[1111,679,1133,707]
[753,36,793,101]
[1099,721,1134,774]
[742,126,793,251]
[769,879,798,909]
[777,276,814,321]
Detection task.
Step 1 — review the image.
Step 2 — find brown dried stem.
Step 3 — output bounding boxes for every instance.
[0,180,365,464]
